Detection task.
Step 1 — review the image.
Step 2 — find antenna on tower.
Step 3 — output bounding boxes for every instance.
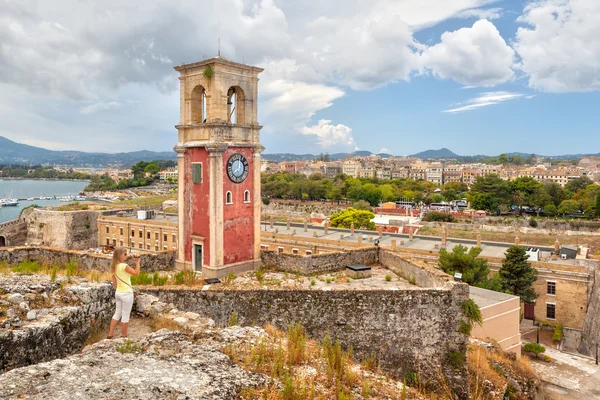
[218,38,221,57]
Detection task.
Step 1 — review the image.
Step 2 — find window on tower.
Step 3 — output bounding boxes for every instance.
[244,190,250,203]
[226,191,233,204]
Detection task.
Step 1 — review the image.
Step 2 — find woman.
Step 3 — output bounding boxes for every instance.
[107,247,140,339]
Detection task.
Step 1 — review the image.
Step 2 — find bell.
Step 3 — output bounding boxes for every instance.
[227,96,233,105]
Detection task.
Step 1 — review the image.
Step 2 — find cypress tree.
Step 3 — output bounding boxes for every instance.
[596,194,600,218]
[498,245,538,303]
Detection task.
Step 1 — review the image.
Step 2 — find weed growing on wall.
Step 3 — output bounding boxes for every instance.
[115,339,142,354]
[458,299,483,336]
[229,311,239,327]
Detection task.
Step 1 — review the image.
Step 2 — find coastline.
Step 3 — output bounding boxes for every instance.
[0,177,90,182]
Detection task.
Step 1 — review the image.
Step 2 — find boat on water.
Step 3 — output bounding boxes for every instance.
[1,191,19,207]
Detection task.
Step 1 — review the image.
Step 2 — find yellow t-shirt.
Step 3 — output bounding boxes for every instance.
[115,263,133,293]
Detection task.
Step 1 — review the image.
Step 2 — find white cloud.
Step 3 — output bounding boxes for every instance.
[0,0,525,153]
[454,7,503,20]
[301,120,358,151]
[443,91,524,113]
[421,19,515,86]
[513,0,600,92]
[79,101,121,115]
[379,148,391,154]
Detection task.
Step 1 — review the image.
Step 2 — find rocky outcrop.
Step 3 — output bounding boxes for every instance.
[0,329,269,399]
[0,276,114,373]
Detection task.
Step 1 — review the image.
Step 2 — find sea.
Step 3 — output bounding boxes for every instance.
[0,179,90,223]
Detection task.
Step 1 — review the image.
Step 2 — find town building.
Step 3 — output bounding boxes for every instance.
[159,169,178,180]
[342,160,362,178]
[97,212,178,252]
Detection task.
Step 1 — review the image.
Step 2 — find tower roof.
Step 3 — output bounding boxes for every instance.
[174,56,263,73]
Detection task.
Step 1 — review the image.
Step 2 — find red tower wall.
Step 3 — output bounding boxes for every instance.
[185,147,210,265]
[222,147,255,265]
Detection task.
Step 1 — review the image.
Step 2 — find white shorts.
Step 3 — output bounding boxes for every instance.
[112,292,134,323]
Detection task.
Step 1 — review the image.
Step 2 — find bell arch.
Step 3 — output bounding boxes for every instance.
[190,85,207,124]
[227,86,246,125]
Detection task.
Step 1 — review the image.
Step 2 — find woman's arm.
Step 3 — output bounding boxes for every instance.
[111,274,117,289]
[124,257,141,276]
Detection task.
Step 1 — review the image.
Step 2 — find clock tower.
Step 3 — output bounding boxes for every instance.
[174,57,264,278]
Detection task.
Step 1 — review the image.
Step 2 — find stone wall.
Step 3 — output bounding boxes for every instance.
[426,220,600,235]
[263,200,347,218]
[0,219,27,247]
[579,270,600,356]
[0,247,176,272]
[0,282,114,373]
[379,249,454,288]
[23,208,99,250]
[261,247,378,274]
[143,285,470,399]
[561,327,583,354]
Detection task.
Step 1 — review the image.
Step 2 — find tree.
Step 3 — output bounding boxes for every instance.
[438,245,491,286]
[352,200,372,211]
[557,199,580,215]
[498,246,538,303]
[422,211,455,222]
[470,193,497,212]
[543,203,557,216]
[565,176,594,193]
[523,343,546,359]
[469,174,511,211]
[498,153,508,165]
[596,194,600,218]
[544,183,568,207]
[144,162,159,175]
[329,208,375,230]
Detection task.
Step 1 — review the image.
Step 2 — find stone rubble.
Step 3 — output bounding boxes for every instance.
[0,329,270,399]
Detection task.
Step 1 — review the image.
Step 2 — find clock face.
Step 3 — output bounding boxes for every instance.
[226,153,249,183]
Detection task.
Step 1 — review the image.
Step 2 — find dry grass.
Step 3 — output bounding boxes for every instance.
[225,323,423,400]
[148,315,186,332]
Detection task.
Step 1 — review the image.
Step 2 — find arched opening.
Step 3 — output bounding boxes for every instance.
[244,190,250,203]
[0,236,6,247]
[190,85,207,123]
[227,86,245,124]
[226,191,233,204]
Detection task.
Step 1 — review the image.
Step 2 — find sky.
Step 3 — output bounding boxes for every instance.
[0,0,598,157]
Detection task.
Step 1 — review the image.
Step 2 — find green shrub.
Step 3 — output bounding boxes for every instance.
[385,274,392,282]
[553,325,564,342]
[173,271,184,285]
[65,259,78,281]
[152,272,168,286]
[458,299,483,335]
[12,260,40,275]
[422,211,455,223]
[131,271,153,285]
[529,218,538,228]
[115,339,142,354]
[523,342,546,358]
[446,350,465,368]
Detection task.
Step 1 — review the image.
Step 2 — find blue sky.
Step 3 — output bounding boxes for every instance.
[0,0,598,157]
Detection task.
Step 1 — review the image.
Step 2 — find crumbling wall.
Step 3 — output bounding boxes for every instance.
[261,248,378,274]
[0,282,114,373]
[0,247,176,271]
[24,208,99,250]
[144,285,470,399]
[0,219,27,247]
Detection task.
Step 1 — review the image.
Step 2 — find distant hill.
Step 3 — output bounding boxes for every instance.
[409,148,460,159]
[0,135,176,167]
